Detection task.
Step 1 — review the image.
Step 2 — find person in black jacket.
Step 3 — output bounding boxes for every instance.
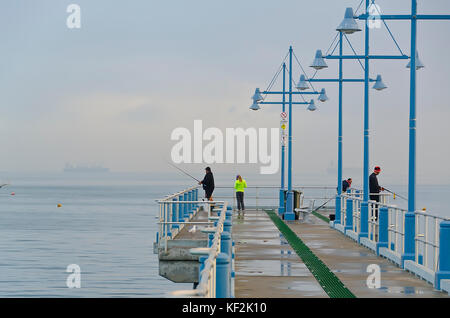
[369,166,384,202]
[199,167,215,201]
[369,166,384,220]
[342,178,352,192]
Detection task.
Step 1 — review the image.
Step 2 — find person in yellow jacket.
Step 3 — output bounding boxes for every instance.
[234,175,247,213]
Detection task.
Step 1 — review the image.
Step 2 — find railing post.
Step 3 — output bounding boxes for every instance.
[178,195,184,221]
[224,219,232,234]
[188,191,193,216]
[216,253,230,298]
[183,192,189,219]
[335,195,341,225]
[172,197,179,231]
[198,255,208,282]
[359,202,369,242]
[377,206,389,255]
[279,189,285,216]
[345,198,353,232]
[435,220,450,290]
[208,233,214,247]
[402,212,416,268]
[221,231,232,296]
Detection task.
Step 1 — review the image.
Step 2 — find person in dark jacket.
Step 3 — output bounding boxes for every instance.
[369,166,384,220]
[342,178,352,192]
[369,166,384,202]
[199,167,215,201]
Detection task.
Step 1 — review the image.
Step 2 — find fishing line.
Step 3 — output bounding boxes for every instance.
[166,161,201,183]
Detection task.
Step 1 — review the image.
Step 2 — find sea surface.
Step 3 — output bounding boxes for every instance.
[0,173,448,297]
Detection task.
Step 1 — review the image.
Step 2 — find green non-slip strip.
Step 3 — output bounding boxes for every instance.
[265,210,356,298]
[312,210,330,223]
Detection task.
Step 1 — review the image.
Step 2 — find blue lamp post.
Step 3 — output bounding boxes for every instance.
[250,46,326,219]
[325,4,409,243]
[309,30,384,226]
[354,0,450,268]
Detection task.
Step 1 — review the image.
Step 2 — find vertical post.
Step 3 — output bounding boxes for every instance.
[279,63,287,216]
[404,0,418,266]
[345,199,353,232]
[216,253,230,298]
[336,32,344,225]
[285,46,295,220]
[360,0,370,241]
[377,206,389,255]
[183,192,189,219]
[435,221,450,289]
[172,197,179,231]
[178,195,184,221]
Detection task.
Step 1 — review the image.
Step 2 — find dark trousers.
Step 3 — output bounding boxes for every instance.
[236,192,245,211]
[370,194,380,220]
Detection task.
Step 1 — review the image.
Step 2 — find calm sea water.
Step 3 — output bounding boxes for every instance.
[0,175,194,297]
[0,173,448,297]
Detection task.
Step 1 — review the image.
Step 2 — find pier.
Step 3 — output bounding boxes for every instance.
[155,186,450,298]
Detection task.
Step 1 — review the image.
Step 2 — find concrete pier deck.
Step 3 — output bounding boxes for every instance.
[232,209,449,298]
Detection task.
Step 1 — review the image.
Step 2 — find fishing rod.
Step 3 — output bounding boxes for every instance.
[383,188,408,201]
[167,162,201,183]
[312,197,335,213]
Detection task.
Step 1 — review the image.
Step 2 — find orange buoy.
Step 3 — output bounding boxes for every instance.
[57,203,62,208]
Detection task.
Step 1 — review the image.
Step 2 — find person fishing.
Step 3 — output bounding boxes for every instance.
[199,167,215,201]
[342,178,352,193]
[234,175,247,213]
[369,166,384,203]
[370,166,384,220]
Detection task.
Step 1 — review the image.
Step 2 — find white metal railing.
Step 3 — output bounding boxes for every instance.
[213,185,337,211]
[414,211,447,272]
[169,203,228,298]
[339,191,449,279]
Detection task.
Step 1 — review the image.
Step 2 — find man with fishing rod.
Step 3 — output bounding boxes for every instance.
[199,167,215,201]
[370,166,385,220]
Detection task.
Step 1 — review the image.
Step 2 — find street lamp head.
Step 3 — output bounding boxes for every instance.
[318,88,329,102]
[372,75,387,91]
[296,74,310,90]
[250,100,260,111]
[336,8,361,34]
[406,51,425,70]
[252,88,264,102]
[310,50,328,70]
[307,99,317,111]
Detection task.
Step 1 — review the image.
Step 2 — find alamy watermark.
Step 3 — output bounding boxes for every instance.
[367,3,382,29]
[366,264,381,289]
[171,120,280,174]
[66,264,81,288]
[66,4,81,29]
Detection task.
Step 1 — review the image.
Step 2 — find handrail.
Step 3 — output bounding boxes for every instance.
[169,202,228,298]
[337,191,449,287]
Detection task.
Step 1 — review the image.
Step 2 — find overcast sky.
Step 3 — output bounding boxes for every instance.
[1,0,450,187]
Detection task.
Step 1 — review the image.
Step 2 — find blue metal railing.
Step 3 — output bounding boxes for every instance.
[334,192,450,291]
[168,202,234,298]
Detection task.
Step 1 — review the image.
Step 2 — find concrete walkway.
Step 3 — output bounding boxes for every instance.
[233,209,327,297]
[233,209,449,298]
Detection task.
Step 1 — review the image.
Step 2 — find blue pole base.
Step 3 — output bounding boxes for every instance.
[284,212,296,221]
[435,271,450,290]
[335,196,341,225]
[401,253,415,269]
[376,242,388,256]
[278,207,285,215]
[357,232,368,244]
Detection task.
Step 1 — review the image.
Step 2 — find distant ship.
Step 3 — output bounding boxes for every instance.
[63,164,109,173]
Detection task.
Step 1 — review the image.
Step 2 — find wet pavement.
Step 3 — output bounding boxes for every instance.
[232,209,449,298]
[233,209,327,298]
[287,211,449,298]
